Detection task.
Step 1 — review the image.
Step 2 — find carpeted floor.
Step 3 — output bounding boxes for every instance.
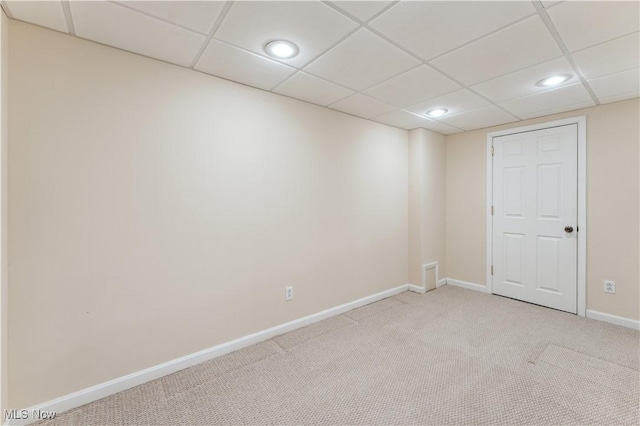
[41,285,639,425]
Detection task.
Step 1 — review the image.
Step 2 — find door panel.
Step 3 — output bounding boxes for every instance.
[536,236,560,292]
[504,167,525,217]
[503,233,524,286]
[537,164,562,218]
[492,124,578,313]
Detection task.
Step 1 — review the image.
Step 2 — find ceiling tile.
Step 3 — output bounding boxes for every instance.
[371,110,462,135]
[364,65,461,107]
[572,33,640,80]
[471,57,578,103]
[499,83,594,119]
[547,1,640,52]
[596,90,640,105]
[329,1,393,22]
[370,110,428,130]
[5,0,68,33]
[369,1,535,61]
[439,105,517,131]
[588,68,640,104]
[417,119,463,135]
[70,1,205,67]
[195,40,296,91]
[431,16,562,86]
[273,72,354,106]
[328,93,395,119]
[305,29,420,91]
[116,1,225,35]
[214,1,358,68]
[406,89,490,117]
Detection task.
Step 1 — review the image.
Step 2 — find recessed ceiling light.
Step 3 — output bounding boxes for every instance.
[263,40,299,59]
[535,74,572,87]
[426,108,448,118]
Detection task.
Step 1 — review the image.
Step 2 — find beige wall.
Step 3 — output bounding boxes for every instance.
[408,129,446,288]
[446,98,640,321]
[8,21,409,408]
[0,9,8,418]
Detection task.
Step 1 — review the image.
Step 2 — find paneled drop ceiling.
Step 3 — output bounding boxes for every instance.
[3,1,639,134]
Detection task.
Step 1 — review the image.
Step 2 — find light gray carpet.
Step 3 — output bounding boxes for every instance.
[40,286,640,425]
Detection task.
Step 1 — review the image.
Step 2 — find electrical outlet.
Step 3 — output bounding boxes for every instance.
[285,286,293,301]
[604,280,616,294]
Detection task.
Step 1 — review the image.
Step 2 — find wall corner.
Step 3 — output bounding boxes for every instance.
[1,8,9,418]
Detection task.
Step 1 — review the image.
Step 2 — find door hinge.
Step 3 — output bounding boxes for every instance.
[491,206,494,216]
[491,146,494,156]
[491,266,493,275]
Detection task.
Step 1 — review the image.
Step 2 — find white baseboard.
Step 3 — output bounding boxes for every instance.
[445,278,490,293]
[407,284,426,294]
[15,281,635,425]
[586,309,640,330]
[443,278,639,331]
[408,278,448,294]
[4,284,411,426]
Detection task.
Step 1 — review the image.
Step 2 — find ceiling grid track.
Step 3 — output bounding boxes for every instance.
[0,1,12,19]
[533,1,601,105]
[189,0,235,69]
[317,0,478,131]
[270,1,400,94]
[268,26,364,92]
[263,0,467,132]
[61,0,75,35]
[5,0,638,133]
[359,16,531,124]
[111,1,207,36]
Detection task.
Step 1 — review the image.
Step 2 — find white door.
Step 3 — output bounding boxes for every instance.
[492,124,578,313]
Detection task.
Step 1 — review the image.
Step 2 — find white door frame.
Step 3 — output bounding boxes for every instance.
[486,116,587,317]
